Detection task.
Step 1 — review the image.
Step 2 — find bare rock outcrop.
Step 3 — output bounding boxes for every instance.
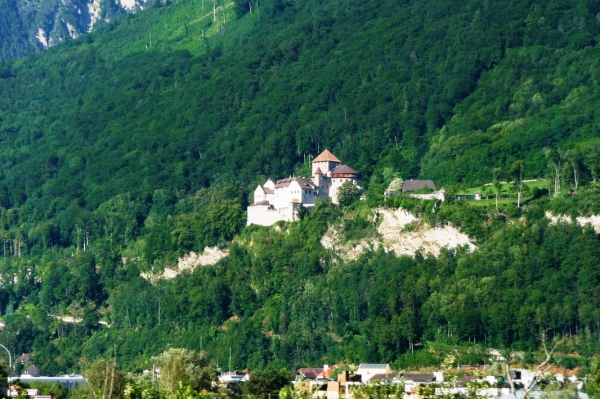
[322,207,475,261]
[545,211,600,233]
[141,247,229,281]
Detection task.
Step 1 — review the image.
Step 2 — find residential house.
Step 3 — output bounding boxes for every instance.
[356,364,393,383]
[24,365,39,377]
[403,373,437,394]
[402,180,436,193]
[8,387,51,399]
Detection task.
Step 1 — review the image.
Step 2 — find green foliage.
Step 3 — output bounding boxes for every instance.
[339,204,378,241]
[27,382,71,399]
[352,382,404,399]
[555,356,589,370]
[81,358,127,399]
[393,350,439,371]
[242,368,291,399]
[338,182,361,207]
[585,360,600,398]
[0,0,598,380]
[152,348,217,399]
[545,185,600,216]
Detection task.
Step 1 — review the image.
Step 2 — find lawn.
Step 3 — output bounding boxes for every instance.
[455,179,549,197]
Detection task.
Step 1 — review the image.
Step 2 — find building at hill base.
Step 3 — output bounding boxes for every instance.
[247,150,361,226]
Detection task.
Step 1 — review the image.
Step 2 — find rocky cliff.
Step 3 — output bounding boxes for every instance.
[0,0,156,60]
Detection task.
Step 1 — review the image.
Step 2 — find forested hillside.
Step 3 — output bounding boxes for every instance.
[0,0,598,375]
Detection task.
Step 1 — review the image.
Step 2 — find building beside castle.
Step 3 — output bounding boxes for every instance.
[247,150,361,226]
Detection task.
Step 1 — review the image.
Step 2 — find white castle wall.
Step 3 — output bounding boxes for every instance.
[409,192,445,202]
[247,204,296,226]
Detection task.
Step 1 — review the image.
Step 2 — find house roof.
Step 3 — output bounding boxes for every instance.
[401,179,436,193]
[297,368,324,380]
[257,184,274,194]
[403,373,436,382]
[252,200,270,206]
[24,365,38,376]
[321,368,334,379]
[330,165,360,175]
[358,364,390,369]
[296,367,335,380]
[275,177,317,189]
[314,167,323,175]
[17,353,34,363]
[312,149,341,163]
[369,374,394,382]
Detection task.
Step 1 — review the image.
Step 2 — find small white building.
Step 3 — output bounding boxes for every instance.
[8,387,51,399]
[247,150,361,226]
[356,364,393,383]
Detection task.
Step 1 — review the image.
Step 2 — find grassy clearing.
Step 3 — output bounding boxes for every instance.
[467,198,516,206]
[455,179,549,197]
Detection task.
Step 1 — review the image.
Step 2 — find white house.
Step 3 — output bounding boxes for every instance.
[247,150,361,226]
[356,364,393,383]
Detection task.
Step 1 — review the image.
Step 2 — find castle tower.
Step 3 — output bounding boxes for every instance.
[312,149,341,176]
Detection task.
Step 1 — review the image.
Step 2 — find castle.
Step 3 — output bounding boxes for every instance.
[247,150,361,226]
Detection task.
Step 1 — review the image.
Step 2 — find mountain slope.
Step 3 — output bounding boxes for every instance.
[0,0,158,60]
[0,0,598,223]
[0,0,599,375]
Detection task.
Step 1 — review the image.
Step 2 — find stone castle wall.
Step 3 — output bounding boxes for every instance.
[247,204,296,226]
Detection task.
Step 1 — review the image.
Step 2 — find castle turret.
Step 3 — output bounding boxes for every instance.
[312,149,341,176]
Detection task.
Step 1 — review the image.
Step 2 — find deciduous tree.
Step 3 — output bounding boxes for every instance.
[152,348,217,399]
[338,181,360,207]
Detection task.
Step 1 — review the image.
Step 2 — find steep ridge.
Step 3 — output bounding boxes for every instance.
[0,0,157,60]
[0,0,597,236]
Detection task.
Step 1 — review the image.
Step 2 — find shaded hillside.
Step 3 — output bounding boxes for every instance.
[0,0,598,230]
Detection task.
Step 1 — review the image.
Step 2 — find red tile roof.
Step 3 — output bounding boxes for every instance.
[312,149,341,163]
[297,368,324,379]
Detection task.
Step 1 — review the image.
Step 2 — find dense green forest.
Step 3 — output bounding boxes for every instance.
[0,0,598,377]
[2,194,600,376]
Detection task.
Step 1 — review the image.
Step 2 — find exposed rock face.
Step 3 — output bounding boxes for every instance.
[322,207,476,261]
[0,0,156,60]
[141,247,229,281]
[545,211,600,233]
